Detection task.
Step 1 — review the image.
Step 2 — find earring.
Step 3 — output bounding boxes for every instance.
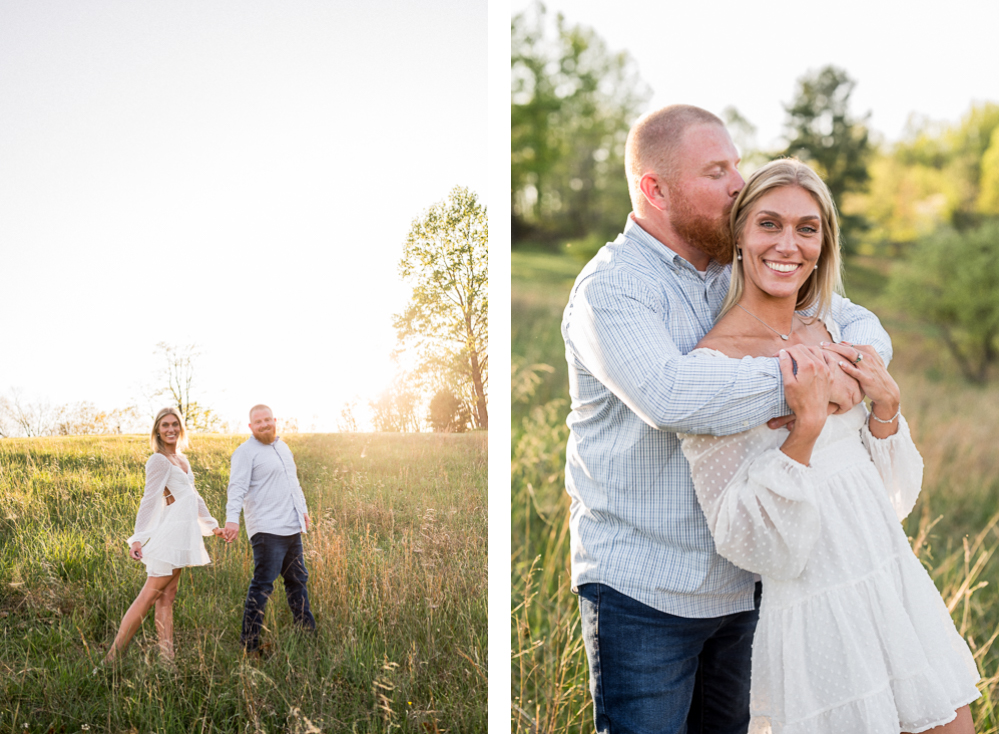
[736,250,742,261]
[813,264,818,270]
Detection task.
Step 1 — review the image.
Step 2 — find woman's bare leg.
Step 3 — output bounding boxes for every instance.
[104,570,181,663]
[154,571,181,659]
[902,705,974,734]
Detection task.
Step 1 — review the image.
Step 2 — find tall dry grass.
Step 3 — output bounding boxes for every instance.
[511,250,999,733]
[0,431,486,732]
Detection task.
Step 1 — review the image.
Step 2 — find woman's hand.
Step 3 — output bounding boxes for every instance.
[778,345,832,465]
[212,527,225,538]
[129,542,143,561]
[822,341,901,438]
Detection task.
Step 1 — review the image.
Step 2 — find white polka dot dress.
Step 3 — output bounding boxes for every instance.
[680,394,980,733]
[127,454,220,577]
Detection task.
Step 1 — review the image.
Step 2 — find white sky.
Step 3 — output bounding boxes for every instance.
[511,0,1000,150]
[1,0,486,432]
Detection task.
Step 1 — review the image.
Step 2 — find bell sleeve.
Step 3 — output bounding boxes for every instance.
[860,413,924,522]
[126,454,170,546]
[194,483,220,536]
[680,428,822,581]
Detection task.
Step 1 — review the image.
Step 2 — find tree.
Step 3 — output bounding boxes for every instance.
[369,380,421,433]
[843,103,999,254]
[55,402,143,435]
[149,342,224,432]
[781,66,871,252]
[2,389,63,437]
[512,2,650,245]
[393,186,488,429]
[886,221,999,383]
[337,397,360,433]
[428,388,471,433]
[722,106,769,175]
[976,125,999,216]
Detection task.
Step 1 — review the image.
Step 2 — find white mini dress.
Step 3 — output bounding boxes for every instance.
[678,345,980,733]
[126,453,219,577]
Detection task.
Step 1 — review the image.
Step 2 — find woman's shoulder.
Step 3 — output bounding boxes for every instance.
[146,452,186,469]
[693,330,767,359]
[146,452,170,468]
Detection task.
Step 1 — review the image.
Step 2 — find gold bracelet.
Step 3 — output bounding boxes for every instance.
[869,404,901,424]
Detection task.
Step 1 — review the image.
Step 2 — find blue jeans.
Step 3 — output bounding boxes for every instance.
[241,532,316,652]
[578,583,760,734]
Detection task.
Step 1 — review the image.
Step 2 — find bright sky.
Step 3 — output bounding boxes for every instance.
[511,0,999,150]
[1,0,486,432]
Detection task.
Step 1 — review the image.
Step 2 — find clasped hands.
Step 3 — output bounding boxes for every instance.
[767,341,898,431]
[216,515,311,544]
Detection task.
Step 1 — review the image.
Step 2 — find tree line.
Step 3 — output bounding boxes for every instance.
[511,2,998,382]
[3,185,489,439]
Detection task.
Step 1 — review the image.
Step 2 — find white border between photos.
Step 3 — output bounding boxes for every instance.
[487,0,513,730]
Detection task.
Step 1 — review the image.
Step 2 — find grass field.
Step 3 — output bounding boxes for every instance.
[511,249,999,733]
[0,432,486,733]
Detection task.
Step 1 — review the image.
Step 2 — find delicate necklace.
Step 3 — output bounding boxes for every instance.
[737,303,796,341]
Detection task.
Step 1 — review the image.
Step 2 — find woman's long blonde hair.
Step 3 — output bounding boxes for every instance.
[150,407,189,453]
[718,158,844,321]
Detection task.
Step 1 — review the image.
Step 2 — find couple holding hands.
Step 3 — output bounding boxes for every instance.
[562,106,981,733]
[103,404,315,663]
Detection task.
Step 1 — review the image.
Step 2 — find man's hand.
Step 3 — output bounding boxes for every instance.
[767,414,796,431]
[768,342,866,430]
[223,522,239,543]
[822,343,865,413]
[304,514,311,532]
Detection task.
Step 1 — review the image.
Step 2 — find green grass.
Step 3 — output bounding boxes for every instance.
[511,250,999,734]
[0,432,486,733]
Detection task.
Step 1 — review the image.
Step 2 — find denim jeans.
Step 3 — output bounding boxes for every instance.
[578,582,761,734]
[241,532,316,652]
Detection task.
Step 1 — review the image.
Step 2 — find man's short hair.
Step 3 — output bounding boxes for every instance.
[249,404,272,420]
[625,105,725,214]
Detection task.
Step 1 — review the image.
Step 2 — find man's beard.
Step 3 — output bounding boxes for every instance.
[254,427,276,443]
[668,188,734,265]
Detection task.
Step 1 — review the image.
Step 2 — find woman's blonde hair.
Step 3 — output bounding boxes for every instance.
[150,407,189,453]
[718,158,844,320]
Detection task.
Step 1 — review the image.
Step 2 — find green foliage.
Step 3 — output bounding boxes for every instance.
[393,186,488,430]
[511,1,650,246]
[781,66,871,253]
[886,221,999,383]
[977,126,999,216]
[852,103,999,252]
[0,432,487,731]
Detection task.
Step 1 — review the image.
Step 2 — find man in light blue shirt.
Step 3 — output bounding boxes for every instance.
[562,105,891,734]
[223,404,314,653]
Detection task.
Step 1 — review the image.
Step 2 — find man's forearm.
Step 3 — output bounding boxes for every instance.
[834,296,892,364]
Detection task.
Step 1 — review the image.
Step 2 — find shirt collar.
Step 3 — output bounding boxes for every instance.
[251,436,281,447]
[623,214,728,280]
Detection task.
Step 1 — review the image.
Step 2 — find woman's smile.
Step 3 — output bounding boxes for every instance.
[763,260,802,274]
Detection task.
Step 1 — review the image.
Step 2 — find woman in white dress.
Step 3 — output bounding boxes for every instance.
[678,159,980,733]
[104,407,223,663]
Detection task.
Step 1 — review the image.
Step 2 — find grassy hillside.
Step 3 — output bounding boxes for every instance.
[512,250,998,733]
[0,432,487,732]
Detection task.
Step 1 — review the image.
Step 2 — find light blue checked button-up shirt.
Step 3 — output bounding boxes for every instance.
[562,216,892,618]
[225,436,309,539]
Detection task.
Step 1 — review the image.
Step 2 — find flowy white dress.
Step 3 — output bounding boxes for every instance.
[126,453,219,577]
[679,349,980,734]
